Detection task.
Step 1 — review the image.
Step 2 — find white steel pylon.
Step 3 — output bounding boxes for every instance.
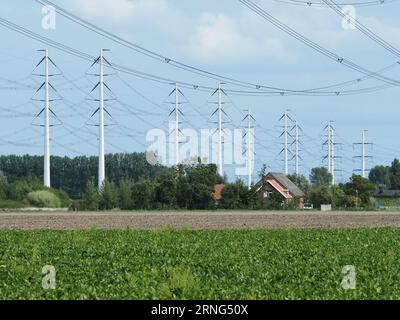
[98,48,106,190]
[33,49,61,188]
[279,110,293,175]
[353,130,373,178]
[243,109,255,190]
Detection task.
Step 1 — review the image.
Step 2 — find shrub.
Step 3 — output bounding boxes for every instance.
[26,190,61,208]
[0,199,26,209]
[49,188,70,208]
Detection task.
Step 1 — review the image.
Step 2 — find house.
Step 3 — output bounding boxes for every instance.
[255,172,305,209]
[212,184,224,203]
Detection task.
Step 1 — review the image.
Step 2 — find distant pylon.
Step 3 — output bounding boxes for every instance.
[167,83,185,165]
[353,130,373,178]
[210,83,228,177]
[243,109,255,190]
[279,110,293,175]
[323,121,341,185]
[291,120,303,176]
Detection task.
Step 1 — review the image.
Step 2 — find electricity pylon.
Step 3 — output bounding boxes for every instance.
[353,130,373,178]
[88,49,113,190]
[323,121,341,185]
[210,83,229,177]
[291,120,303,176]
[167,83,185,165]
[243,109,255,190]
[32,49,62,188]
[279,109,293,175]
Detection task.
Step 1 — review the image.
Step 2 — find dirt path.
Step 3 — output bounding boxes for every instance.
[1,211,400,230]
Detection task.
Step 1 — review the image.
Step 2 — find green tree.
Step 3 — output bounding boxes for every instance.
[155,173,177,208]
[308,185,332,209]
[343,175,375,207]
[0,171,8,199]
[99,180,118,210]
[82,181,99,211]
[131,179,155,210]
[219,183,242,209]
[118,179,133,210]
[310,167,332,187]
[369,165,391,189]
[8,176,44,200]
[390,159,400,189]
[288,174,310,194]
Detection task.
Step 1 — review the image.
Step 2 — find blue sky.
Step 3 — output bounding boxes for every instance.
[0,0,400,183]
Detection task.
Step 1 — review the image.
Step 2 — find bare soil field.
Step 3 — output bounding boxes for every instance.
[1,211,400,230]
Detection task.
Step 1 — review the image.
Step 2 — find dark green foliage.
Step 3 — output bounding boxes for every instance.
[8,176,44,201]
[81,181,99,211]
[390,159,400,190]
[130,179,154,210]
[0,171,8,199]
[2,228,400,299]
[287,174,310,194]
[308,185,333,209]
[219,180,259,210]
[99,181,118,211]
[264,192,284,210]
[343,175,375,207]
[155,172,177,208]
[0,153,166,197]
[310,167,332,187]
[369,165,391,189]
[118,180,134,210]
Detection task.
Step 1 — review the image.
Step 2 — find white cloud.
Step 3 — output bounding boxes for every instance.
[187,12,295,65]
[68,0,167,22]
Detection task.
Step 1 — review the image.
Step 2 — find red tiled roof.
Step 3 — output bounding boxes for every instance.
[213,184,224,201]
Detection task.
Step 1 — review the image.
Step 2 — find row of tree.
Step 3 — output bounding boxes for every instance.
[0,153,398,210]
[0,153,166,197]
[369,159,400,190]
[75,163,225,210]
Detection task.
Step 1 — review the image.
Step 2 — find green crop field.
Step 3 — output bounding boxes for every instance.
[1,228,400,300]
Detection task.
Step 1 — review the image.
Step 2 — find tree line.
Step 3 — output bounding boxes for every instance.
[0,153,166,197]
[1,153,399,210]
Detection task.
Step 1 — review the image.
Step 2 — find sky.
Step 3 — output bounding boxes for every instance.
[0,0,400,183]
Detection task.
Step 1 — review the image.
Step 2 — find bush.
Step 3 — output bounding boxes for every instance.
[8,176,44,200]
[49,188,70,208]
[0,199,26,209]
[26,190,61,208]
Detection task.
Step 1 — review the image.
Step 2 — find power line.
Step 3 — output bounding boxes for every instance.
[32,0,400,96]
[322,0,400,58]
[239,0,400,87]
[272,0,399,7]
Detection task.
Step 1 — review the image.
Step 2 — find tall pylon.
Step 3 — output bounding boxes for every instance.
[243,109,255,190]
[353,130,373,178]
[323,121,338,185]
[33,49,62,188]
[87,49,113,190]
[210,83,228,177]
[218,83,223,176]
[167,83,185,165]
[44,49,50,188]
[291,120,303,176]
[98,48,106,190]
[279,110,293,175]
